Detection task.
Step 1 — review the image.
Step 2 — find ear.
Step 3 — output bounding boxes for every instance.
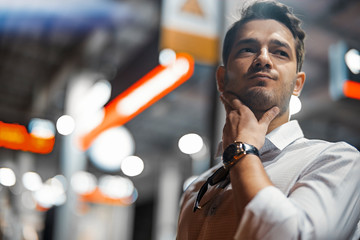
[293,71,306,96]
[216,65,226,93]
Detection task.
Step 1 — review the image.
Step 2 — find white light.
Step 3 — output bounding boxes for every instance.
[121,156,144,177]
[178,133,204,155]
[76,109,105,135]
[76,80,111,134]
[99,175,134,199]
[22,172,42,191]
[289,95,302,116]
[88,126,135,172]
[345,48,360,74]
[116,56,190,117]
[159,48,176,66]
[46,177,65,195]
[87,80,112,109]
[70,171,97,195]
[33,185,57,208]
[56,115,75,135]
[28,118,55,138]
[33,177,66,208]
[0,168,16,187]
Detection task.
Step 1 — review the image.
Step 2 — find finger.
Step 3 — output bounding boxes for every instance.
[259,106,280,126]
[231,97,244,111]
[221,92,245,112]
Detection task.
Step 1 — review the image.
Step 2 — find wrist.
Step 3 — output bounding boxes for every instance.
[222,141,259,170]
[234,137,263,150]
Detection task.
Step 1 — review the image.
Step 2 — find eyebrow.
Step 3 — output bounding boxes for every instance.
[234,38,258,47]
[234,38,292,52]
[269,39,292,51]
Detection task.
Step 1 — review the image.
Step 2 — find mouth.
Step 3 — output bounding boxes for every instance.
[249,73,274,80]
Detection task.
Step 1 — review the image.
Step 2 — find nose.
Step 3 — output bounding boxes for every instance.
[252,48,273,69]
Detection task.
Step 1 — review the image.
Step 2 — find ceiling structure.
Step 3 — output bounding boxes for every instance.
[0,0,359,236]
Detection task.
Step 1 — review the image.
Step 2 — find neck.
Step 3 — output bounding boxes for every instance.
[254,110,290,135]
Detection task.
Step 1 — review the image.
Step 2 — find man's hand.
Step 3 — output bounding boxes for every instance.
[220,93,280,150]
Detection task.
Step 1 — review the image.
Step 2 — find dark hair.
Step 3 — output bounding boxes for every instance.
[222,0,305,72]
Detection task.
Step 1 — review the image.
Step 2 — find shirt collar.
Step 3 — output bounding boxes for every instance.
[260,120,304,154]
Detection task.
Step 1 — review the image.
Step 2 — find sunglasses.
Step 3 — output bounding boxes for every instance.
[193,165,229,212]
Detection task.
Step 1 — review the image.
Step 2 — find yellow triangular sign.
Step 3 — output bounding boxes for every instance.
[181,0,204,17]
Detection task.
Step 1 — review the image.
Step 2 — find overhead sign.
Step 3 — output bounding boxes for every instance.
[0,121,55,154]
[160,0,221,64]
[329,41,360,100]
[79,52,194,150]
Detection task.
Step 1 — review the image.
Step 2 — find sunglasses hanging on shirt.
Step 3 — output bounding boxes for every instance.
[193,141,259,212]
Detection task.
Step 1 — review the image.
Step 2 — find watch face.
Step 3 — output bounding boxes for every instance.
[222,143,237,163]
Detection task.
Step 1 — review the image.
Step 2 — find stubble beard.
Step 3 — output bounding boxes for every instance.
[223,72,296,120]
[239,83,293,120]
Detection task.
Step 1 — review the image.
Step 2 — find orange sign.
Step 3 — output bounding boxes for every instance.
[343,80,360,100]
[0,121,55,154]
[79,52,194,150]
[160,0,220,64]
[79,187,135,206]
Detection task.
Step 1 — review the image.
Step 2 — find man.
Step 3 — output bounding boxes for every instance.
[176,1,360,239]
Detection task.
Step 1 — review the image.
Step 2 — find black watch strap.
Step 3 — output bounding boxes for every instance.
[242,142,259,156]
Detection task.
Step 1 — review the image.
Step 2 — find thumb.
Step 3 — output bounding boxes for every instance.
[260,106,280,125]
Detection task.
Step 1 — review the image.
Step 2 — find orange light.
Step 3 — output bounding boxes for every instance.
[0,121,55,154]
[79,187,134,206]
[79,52,194,150]
[343,80,360,100]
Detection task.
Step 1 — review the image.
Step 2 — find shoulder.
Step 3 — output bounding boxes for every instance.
[303,139,359,159]
[298,139,360,177]
[291,137,359,158]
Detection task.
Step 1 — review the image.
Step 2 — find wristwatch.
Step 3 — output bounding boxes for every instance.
[222,141,259,169]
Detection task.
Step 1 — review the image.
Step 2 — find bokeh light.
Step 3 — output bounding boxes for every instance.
[345,48,360,74]
[121,156,144,177]
[33,176,66,208]
[0,168,16,187]
[290,95,302,116]
[56,115,75,135]
[88,126,135,172]
[22,172,42,191]
[99,175,134,199]
[178,133,204,155]
[159,48,176,66]
[71,171,97,195]
[28,118,55,139]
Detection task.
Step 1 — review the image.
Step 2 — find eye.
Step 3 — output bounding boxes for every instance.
[274,50,289,57]
[239,48,255,53]
[236,48,256,57]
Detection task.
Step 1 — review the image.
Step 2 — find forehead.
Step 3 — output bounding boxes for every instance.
[235,19,295,49]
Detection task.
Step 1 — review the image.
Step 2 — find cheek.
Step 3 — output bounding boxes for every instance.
[224,72,238,89]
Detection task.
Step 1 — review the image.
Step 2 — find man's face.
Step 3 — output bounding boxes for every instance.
[218,19,305,116]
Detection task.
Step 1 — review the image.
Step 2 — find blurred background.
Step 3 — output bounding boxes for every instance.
[0,0,359,239]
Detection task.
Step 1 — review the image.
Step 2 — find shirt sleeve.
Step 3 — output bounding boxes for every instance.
[235,142,360,240]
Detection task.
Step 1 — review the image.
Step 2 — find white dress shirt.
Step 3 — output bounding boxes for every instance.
[235,120,360,240]
[177,120,360,240]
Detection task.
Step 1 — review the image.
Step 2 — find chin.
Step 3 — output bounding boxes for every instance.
[242,90,274,111]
